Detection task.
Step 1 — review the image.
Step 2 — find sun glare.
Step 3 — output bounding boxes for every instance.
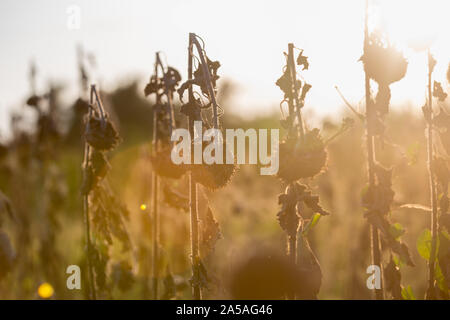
[365,0,450,107]
[375,0,442,49]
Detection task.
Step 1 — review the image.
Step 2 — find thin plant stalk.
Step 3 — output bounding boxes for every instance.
[149,52,178,300]
[151,114,160,300]
[81,85,97,300]
[335,86,365,121]
[91,85,107,120]
[155,52,176,132]
[286,43,306,299]
[426,49,438,297]
[187,33,201,300]
[286,44,299,266]
[185,33,223,299]
[363,0,383,300]
[190,34,220,129]
[150,51,181,299]
[151,53,161,300]
[287,43,304,141]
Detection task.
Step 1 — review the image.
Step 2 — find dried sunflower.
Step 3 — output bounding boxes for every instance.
[186,139,236,190]
[361,34,408,86]
[151,145,186,179]
[85,117,120,151]
[277,129,327,183]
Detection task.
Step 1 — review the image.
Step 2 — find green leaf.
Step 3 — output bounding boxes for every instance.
[302,213,321,236]
[417,229,432,261]
[310,213,321,228]
[401,285,416,300]
[389,223,405,240]
[392,254,405,268]
[435,263,448,293]
[441,229,450,241]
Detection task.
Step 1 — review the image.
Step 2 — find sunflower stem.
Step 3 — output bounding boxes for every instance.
[364,0,384,300]
[287,43,305,141]
[81,86,97,300]
[151,53,161,300]
[426,48,439,299]
[155,52,176,133]
[190,33,220,130]
[188,33,202,300]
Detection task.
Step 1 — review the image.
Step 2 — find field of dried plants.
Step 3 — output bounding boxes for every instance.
[0,4,450,301]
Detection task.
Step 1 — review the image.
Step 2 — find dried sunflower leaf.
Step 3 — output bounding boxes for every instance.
[384,257,403,300]
[433,81,448,102]
[296,50,309,70]
[200,207,222,257]
[85,117,120,151]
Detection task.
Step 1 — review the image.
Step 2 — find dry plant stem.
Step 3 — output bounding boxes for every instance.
[426,49,438,295]
[287,43,304,140]
[188,33,202,300]
[150,52,178,299]
[81,85,97,300]
[288,235,296,265]
[364,0,383,300]
[91,86,106,122]
[188,146,201,300]
[287,231,297,300]
[151,55,161,300]
[155,52,176,132]
[335,86,365,121]
[151,112,160,300]
[286,44,307,299]
[82,157,95,300]
[190,34,219,129]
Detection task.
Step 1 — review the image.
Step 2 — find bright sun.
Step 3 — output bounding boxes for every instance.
[374,0,448,52]
[365,0,450,107]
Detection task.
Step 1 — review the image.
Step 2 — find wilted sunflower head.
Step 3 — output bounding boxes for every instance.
[277,129,327,183]
[85,116,121,151]
[361,33,408,86]
[187,138,237,190]
[151,146,186,179]
[191,162,236,191]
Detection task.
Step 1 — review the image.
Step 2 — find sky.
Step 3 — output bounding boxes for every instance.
[0,0,449,138]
